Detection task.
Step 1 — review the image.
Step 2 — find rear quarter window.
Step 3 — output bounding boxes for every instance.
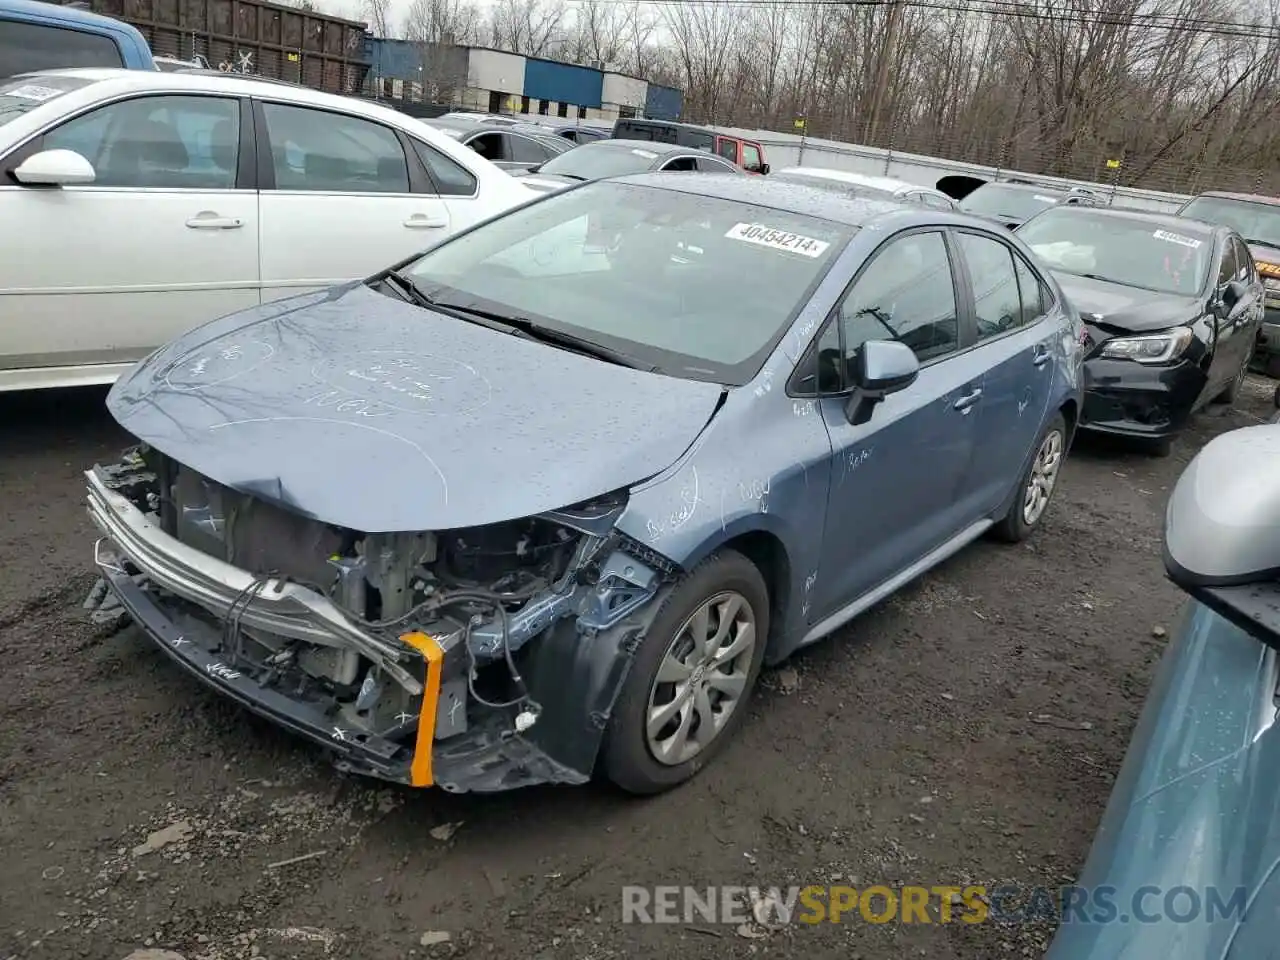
[0,20,124,78]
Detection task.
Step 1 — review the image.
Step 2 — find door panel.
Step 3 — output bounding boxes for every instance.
[813,229,980,617]
[0,93,258,376]
[955,230,1056,514]
[1218,236,1264,382]
[256,101,451,302]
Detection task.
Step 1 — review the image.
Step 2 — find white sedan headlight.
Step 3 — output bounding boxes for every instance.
[1099,327,1194,364]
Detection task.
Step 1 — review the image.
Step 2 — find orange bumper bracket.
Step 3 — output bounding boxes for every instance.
[400,631,444,787]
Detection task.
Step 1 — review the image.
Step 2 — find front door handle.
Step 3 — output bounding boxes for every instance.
[404,214,449,229]
[185,212,243,229]
[1032,344,1052,367]
[953,388,983,412]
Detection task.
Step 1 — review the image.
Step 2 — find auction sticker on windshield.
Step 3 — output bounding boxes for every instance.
[1153,229,1202,248]
[726,223,831,257]
[5,84,62,101]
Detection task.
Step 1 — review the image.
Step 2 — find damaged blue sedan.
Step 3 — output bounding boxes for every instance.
[87,173,1083,794]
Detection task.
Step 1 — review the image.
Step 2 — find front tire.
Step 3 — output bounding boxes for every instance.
[601,550,769,795]
[993,413,1066,543]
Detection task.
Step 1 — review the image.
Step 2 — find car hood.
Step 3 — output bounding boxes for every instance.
[1044,601,1280,960]
[1054,273,1201,334]
[106,283,724,533]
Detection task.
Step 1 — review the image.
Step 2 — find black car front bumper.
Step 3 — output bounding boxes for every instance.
[1079,356,1207,440]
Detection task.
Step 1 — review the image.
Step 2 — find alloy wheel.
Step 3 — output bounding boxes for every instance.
[645,591,757,766]
[1022,429,1064,527]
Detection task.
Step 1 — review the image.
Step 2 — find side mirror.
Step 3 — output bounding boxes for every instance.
[759,162,770,175]
[12,149,95,186]
[1164,417,1280,649]
[1222,279,1247,309]
[844,340,919,425]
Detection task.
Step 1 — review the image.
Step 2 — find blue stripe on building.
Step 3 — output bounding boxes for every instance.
[523,57,603,109]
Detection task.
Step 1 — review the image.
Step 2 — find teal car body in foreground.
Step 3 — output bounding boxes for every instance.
[1044,600,1279,959]
[1047,406,1280,958]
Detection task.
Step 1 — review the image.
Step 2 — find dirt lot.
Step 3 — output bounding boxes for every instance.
[1,376,1275,960]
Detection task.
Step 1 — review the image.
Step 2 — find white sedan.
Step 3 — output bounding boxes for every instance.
[769,167,958,210]
[0,69,540,391]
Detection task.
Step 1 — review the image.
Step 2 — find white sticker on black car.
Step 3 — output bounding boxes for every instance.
[725,223,831,258]
[1152,229,1203,249]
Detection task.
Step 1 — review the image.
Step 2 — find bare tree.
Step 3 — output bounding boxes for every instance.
[363,0,393,37]
[403,0,481,45]
[488,0,568,58]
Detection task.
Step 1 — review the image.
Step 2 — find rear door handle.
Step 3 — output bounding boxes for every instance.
[404,214,449,229]
[953,388,982,412]
[1032,344,1052,367]
[185,213,243,229]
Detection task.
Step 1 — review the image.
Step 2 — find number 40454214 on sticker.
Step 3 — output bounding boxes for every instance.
[725,223,831,258]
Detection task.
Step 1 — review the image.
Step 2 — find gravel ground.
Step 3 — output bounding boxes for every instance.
[1,376,1276,960]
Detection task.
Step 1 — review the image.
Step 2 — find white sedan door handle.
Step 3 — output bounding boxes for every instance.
[404,214,449,229]
[186,212,243,229]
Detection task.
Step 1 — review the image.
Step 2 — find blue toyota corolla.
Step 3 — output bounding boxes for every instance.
[86,174,1084,795]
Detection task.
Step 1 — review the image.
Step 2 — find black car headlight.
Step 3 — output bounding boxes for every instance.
[1099,327,1193,364]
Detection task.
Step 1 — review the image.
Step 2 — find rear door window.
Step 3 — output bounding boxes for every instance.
[0,20,123,78]
[695,155,736,173]
[716,138,738,163]
[957,231,1024,340]
[260,102,410,193]
[508,133,554,164]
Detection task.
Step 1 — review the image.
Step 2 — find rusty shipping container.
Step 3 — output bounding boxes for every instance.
[90,0,371,94]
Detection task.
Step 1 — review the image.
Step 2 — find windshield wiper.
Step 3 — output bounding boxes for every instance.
[1245,237,1280,251]
[425,297,659,372]
[383,269,438,309]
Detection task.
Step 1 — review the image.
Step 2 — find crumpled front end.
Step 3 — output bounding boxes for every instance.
[87,445,678,792]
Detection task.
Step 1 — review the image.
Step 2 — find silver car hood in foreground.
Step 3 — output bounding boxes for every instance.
[106,283,723,533]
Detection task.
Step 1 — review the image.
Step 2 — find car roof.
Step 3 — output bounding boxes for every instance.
[607,171,960,226]
[1032,203,1223,237]
[977,181,1072,195]
[15,67,436,126]
[15,66,414,114]
[1192,191,1280,207]
[773,167,925,194]
[0,0,142,33]
[583,138,698,156]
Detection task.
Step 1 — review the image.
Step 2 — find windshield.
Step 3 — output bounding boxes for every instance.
[960,184,1062,220]
[537,142,663,180]
[401,181,853,382]
[0,74,91,129]
[1018,209,1211,296]
[1180,196,1280,251]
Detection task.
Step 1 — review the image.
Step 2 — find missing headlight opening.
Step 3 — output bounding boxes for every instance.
[86,444,671,791]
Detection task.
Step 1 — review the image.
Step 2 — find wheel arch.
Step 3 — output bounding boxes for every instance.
[677,517,796,657]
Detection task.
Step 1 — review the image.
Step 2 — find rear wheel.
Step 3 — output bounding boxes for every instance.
[601,550,769,795]
[993,413,1066,543]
